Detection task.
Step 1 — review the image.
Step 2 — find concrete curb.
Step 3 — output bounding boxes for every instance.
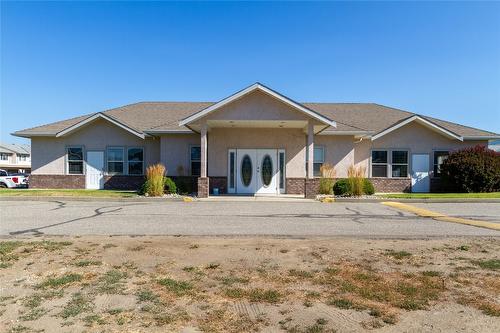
[334,197,500,203]
[0,196,186,203]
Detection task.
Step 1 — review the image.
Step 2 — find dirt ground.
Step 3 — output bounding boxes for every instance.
[0,236,499,333]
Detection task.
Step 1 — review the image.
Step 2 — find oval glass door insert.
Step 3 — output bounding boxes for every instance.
[241,155,252,186]
[261,155,273,187]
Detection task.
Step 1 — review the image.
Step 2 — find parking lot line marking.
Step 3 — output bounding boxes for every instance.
[381,201,500,231]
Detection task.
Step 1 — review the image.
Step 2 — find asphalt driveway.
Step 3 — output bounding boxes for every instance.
[1,199,499,237]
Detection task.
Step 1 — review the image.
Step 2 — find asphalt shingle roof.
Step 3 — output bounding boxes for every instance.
[13,101,498,138]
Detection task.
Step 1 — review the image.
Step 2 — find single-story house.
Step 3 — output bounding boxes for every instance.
[13,83,500,197]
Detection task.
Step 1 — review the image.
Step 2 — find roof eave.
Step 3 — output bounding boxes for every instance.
[371,115,463,141]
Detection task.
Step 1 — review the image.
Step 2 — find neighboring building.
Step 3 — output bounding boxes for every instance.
[489,139,500,152]
[0,143,31,174]
[13,83,500,196]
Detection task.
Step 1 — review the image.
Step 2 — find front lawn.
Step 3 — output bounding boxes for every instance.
[380,192,500,199]
[0,189,137,198]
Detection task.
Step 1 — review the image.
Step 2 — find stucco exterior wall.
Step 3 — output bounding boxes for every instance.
[207,128,306,177]
[315,135,355,177]
[197,90,311,123]
[31,118,160,175]
[353,121,487,177]
[160,133,200,176]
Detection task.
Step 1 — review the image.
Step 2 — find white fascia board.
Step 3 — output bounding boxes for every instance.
[145,129,194,134]
[371,116,463,141]
[11,132,57,138]
[179,83,336,128]
[56,113,145,139]
[318,131,372,136]
[463,136,500,140]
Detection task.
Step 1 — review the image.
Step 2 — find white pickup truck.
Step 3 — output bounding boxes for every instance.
[0,169,29,188]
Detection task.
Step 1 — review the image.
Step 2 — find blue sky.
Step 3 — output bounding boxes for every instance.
[1,1,499,144]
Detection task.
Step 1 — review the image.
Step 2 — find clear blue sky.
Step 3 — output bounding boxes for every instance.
[1,1,499,144]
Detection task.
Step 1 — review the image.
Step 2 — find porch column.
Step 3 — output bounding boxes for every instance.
[307,121,314,179]
[305,121,319,199]
[200,122,207,178]
[197,122,209,197]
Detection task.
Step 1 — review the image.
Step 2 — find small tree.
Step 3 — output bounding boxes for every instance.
[440,145,500,193]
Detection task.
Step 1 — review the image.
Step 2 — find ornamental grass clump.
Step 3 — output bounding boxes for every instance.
[319,163,336,195]
[347,165,366,197]
[145,164,166,196]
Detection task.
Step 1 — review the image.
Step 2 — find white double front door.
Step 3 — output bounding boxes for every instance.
[236,149,278,195]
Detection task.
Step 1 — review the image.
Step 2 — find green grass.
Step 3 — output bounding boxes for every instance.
[0,189,137,198]
[380,192,500,199]
[73,260,102,267]
[385,250,412,260]
[97,270,128,294]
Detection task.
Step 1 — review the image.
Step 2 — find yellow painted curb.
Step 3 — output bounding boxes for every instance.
[183,197,193,202]
[320,197,335,203]
[381,201,500,231]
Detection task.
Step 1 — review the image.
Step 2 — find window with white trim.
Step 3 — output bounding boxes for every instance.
[391,151,408,178]
[313,146,324,177]
[67,147,84,174]
[107,147,124,174]
[279,150,286,190]
[190,146,201,176]
[433,151,449,177]
[17,154,29,162]
[127,148,144,175]
[371,150,388,177]
[0,153,9,161]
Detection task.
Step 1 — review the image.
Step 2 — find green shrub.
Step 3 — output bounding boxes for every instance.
[363,179,375,195]
[319,178,334,195]
[441,145,500,193]
[175,177,195,195]
[333,179,351,196]
[138,180,151,195]
[334,178,375,196]
[163,177,177,194]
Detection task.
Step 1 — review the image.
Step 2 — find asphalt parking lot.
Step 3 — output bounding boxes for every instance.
[1,199,499,237]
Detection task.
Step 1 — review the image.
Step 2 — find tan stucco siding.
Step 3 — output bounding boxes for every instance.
[207,128,306,177]
[197,90,311,123]
[31,119,160,175]
[353,122,487,176]
[315,135,355,177]
[160,134,200,176]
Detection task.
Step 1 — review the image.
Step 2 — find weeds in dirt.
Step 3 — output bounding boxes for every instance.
[97,270,127,294]
[73,260,102,267]
[289,269,314,279]
[217,276,250,286]
[59,293,93,319]
[385,250,412,259]
[224,287,282,303]
[83,314,106,326]
[19,307,48,321]
[136,289,159,302]
[37,273,82,289]
[157,278,193,296]
[472,259,500,270]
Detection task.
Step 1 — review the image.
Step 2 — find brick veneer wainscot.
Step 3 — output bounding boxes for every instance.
[286,178,305,194]
[29,175,85,189]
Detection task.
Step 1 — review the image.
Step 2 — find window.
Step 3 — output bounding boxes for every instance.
[371,150,388,177]
[17,154,28,162]
[279,150,285,190]
[190,146,201,176]
[391,151,408,177]
[107,147,124,174]
[433,151,449,177]
[228,150,235,190]
[0,170,7,176]
[127,148,144,175]
[67,147,84,174]
[313,146,324,177]
[0,153,8,161]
